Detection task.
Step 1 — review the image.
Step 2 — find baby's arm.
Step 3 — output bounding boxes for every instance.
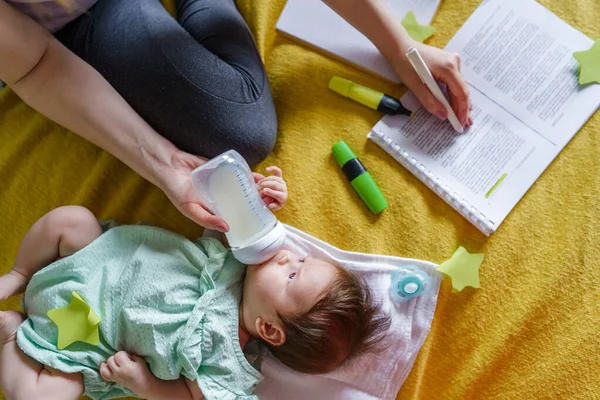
[100,352,204,400]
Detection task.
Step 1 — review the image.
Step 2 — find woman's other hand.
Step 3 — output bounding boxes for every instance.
[159,150,229,232]
[322,0,472,127]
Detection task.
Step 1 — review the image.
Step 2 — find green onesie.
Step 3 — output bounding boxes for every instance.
[16,225,262,399]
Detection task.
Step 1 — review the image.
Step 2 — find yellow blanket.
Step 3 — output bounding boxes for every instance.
[1,0,599,399]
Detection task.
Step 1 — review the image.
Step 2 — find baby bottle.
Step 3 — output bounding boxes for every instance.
[191,150,286,264]
[390,265,432,304]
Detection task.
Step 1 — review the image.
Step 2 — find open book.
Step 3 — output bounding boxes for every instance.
[276,0,441,83]
[369,0,600,235]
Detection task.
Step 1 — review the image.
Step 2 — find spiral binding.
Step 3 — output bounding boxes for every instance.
[368,129,495,236]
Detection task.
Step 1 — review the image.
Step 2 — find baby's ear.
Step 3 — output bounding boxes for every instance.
[255,317,286,346]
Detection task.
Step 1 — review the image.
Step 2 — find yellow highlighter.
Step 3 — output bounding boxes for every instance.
[329,76,414,117]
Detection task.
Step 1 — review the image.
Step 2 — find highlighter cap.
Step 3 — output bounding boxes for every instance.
[329,77,354,97]
[332,141,356,167]
[332,141,388,214]
[329,77,382,110]
[352,173,388,214]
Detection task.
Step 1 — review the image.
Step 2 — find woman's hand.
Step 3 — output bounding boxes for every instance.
[159,150,229,232]
[0,1,228,232]
[323,0,472,127]
[252,166,288,211]
[392,42,472,127]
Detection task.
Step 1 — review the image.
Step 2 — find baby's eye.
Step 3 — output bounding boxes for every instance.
[288,272,297,280]
[299,258,305,263]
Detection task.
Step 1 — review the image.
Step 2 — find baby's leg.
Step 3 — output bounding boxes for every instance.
[0,206,102,300]
[0,206,98,398]
[0,311,83,400]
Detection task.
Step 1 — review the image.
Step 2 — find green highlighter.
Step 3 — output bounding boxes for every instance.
[332,141,388,214]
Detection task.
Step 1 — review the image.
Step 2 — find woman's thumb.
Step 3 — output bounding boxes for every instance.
[185,203,229,232]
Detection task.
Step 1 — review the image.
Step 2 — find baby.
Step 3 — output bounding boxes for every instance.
[0,166,389,400]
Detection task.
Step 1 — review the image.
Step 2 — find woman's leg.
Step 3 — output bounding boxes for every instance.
[55,0,277,166]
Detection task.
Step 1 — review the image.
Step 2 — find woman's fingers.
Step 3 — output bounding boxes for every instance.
[182,203,229,232]
[399,45,471,125]
[406,75,449,120]
[439,56,471,125]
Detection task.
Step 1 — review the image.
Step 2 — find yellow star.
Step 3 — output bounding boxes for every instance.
[436,246,484,292]
[573,39,600,85]
[401,11,436,43]
[47,291,101,349]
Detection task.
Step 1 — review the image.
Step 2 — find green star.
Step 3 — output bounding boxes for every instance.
[47,291,101,349]
[573,39,600,85]
[436,246,484,292]
[401,11,436,43]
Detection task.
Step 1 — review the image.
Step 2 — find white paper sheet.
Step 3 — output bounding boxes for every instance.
[276,0,440,83]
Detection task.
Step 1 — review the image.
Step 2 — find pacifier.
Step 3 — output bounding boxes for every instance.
[390,265,431,304]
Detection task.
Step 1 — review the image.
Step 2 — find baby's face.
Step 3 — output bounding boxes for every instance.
[243,250,337,320]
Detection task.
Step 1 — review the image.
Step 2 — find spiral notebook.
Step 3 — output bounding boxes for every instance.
[368,0,600,236]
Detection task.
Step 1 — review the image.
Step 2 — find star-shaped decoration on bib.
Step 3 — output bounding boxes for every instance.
[573,39,600,85]
[401,11,436,43]
[48,291,101,349]
[436,246,484,292]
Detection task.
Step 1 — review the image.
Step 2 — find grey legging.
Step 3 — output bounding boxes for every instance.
[55,0,277,166]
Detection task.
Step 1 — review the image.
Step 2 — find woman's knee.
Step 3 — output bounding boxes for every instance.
[234,115,278,167]
[213,107,278,167]
[174,100,278,166]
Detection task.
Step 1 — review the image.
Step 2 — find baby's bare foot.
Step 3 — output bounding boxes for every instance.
[0,311,25,345]
[0,270,29,301]
[100,351,154,396]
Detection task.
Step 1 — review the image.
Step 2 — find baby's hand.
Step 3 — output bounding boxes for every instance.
[253,166,288,211]
[100,351,154,396]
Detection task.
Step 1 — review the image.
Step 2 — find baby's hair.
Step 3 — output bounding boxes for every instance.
[265,262,391,374]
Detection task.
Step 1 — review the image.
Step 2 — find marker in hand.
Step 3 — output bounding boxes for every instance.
[406,47,464,133]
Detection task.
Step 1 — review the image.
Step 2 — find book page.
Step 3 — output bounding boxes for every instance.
[373,88,556,227]
[445,0,600,145]
[276,0,440,83]
[370,0,600,231]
